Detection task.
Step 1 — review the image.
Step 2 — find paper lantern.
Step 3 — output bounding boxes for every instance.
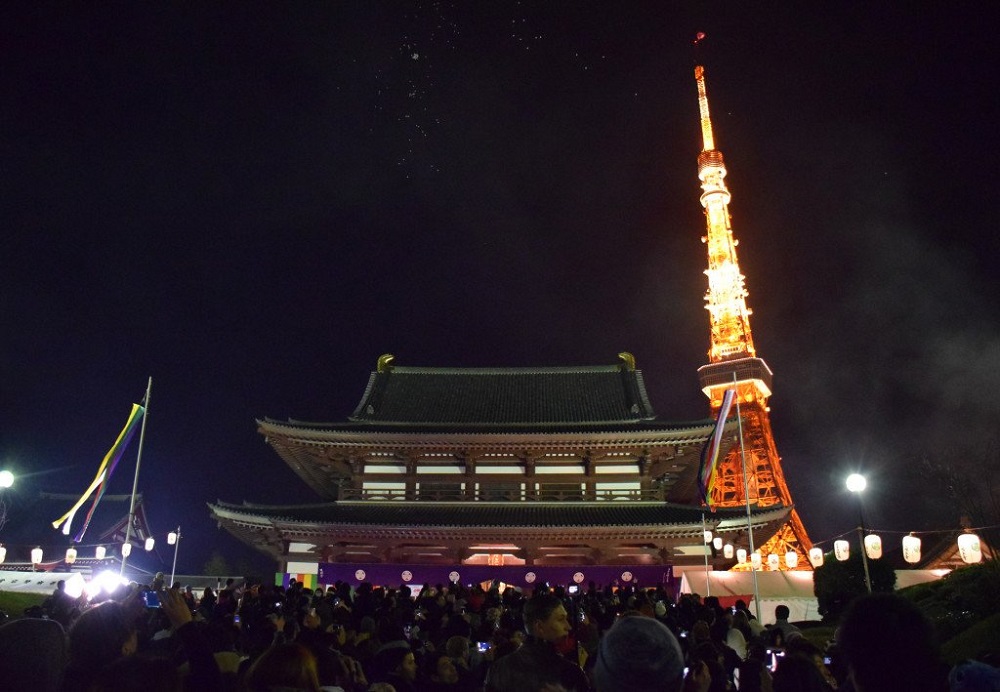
[785,551,798,569]
[958,533,982,564]
[737,548,748,564]
[31,547,43,564]
[95,546,106,560]
[713,537,723,550]
[834,540,850,561]
[121,543,132,557]
[864,534,882,560]
[808,547,824,567]
[145,537,155,551]
[65,547,78,564]
[724,543,734,559]
[703,530,713,543]
[0,545,6,564]
[767,553,780,570]
[750,552,762,570]
[167,531,178,545]
[902,534,921,564]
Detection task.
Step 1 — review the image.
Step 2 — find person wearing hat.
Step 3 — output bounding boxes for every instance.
[593,615,711,692]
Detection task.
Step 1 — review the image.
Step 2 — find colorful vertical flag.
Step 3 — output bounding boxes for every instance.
[697,388,736,510]
[52,403,145,540]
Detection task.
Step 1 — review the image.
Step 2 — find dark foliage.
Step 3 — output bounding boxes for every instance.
[813,549,897,621]
[899,560,1000,642]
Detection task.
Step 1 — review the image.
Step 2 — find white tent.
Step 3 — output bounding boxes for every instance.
[679,570,820,623]
[894,569,950,589]
[0,570,87,599]
[679,569,949,623]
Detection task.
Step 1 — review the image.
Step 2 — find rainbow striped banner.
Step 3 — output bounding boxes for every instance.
[697,388,736,510]
[52,403,145,540]
[277,572,316,589]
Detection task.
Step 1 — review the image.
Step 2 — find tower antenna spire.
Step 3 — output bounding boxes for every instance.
[692,32,716,152]
[693,62,755,364]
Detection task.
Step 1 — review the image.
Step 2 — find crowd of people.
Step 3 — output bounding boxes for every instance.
[0,572,997,692]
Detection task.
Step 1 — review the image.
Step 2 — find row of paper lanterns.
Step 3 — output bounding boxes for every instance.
[706,531,801,569]
[705,531,986,569]
[0,531,180,565]
[817,532,984,566]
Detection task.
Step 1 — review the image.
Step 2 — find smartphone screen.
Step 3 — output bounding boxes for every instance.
[143,591,161,608]
[477,641,490,653]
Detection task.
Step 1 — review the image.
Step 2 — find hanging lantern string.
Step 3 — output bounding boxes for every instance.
[1,528,182,556]
[809,521,1000,548]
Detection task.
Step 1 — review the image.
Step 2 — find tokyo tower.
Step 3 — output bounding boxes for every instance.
[692,64,813,568]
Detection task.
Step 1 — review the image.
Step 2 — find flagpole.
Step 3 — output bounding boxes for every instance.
[733,372,761,620]
[701,512,711,597]
[120,377,152,577]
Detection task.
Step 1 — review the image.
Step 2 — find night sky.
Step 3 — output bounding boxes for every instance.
[3,3,999,574]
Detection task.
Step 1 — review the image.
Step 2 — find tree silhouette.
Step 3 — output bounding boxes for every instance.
[814,549,896,622]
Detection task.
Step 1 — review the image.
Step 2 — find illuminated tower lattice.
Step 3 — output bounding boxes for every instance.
[692,65,813,568]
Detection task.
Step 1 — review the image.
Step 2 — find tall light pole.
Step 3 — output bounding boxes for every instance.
[846,473,872,594]
[0,469,14,533]
[167,526,181,587]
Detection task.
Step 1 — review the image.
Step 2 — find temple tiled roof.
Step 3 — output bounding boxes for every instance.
[207,499,788,529]
[345,357,657,428]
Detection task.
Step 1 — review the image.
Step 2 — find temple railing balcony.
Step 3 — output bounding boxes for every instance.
[339,484,666,502]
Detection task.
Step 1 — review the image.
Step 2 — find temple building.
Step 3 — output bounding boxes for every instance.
[208,61,810,586]
[208,354,791,586]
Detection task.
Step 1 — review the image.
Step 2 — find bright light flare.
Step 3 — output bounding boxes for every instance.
[846,473,867,493]
[0,470,13,488]
[94,569,128,595]
[63,573,86,599]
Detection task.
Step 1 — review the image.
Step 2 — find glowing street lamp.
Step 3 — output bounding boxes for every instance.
[846,473,873,594]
